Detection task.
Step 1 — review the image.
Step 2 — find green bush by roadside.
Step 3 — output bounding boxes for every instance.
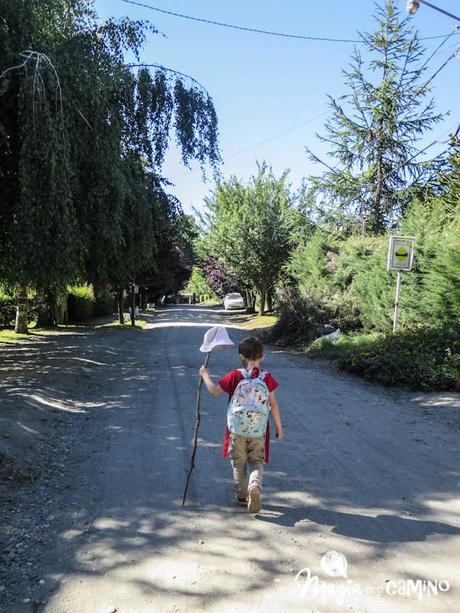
[308,326,460,391]
[67,284,95,322]
[0,298,16,327]
[94,288,115,316]
[285,198,460,334]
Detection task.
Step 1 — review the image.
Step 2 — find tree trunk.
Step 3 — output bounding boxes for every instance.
[36,292,59,327]
[36,294,50,327]
[259,290,266,316]
[15,284,29,334]
[267,288,273,312]
[130,285,136,327]
[245,290,256,313]
[49,292,58,327]
[373,158,383,234]
[117,288,124,324]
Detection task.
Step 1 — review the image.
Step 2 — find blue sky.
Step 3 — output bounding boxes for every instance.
[94,0,459,213]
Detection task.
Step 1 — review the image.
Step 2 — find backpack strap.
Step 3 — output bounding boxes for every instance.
[254,370,267,383]
[239,367,267,382]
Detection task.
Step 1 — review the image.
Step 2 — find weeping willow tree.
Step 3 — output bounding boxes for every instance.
[0,0,221,332]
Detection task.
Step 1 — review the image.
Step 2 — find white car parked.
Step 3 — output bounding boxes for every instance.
[223,292,245,310]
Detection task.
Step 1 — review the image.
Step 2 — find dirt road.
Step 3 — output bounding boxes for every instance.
[1,305,460,612]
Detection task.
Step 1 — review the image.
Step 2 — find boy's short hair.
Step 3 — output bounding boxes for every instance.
[239,336,264,360]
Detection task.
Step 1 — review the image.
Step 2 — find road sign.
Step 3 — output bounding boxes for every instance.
[386,235,415,333]
[387,236,415,272]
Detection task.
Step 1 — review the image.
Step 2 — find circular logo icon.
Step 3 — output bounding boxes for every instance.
[320,550,348,578]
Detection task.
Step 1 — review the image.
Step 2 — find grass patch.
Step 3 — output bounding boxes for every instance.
[235,313,278,331]
[98,317,147,329]
[0,325,97,343]
[0,327,77,343]
[307,326,460,391]
[0,317,147,342]
[308,332,379,360]
[0,329,33,344]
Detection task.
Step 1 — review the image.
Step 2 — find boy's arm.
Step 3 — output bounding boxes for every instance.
[269,391,284,439]
[199,366,225,397]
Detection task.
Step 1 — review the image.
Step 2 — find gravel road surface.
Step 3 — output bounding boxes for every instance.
[1,305,459,612]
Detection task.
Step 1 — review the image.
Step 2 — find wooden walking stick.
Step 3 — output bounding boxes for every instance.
[182,326,234,507]
[181,351,210,506]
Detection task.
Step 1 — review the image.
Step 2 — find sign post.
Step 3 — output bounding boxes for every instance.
[386,236,415,333]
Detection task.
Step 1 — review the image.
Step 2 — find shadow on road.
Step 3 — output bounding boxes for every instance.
[257,504,460,543]
[1,305,459,611]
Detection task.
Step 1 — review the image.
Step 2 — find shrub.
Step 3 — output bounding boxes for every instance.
[418,203,460,324]
[267,286,330,345]
[185,267,218,302]
[284,198,460,336]
[335,326,460,391]
[67,284,95,322]
[308,332,379,360]
[0,299,16,327]
[0,296,39,328]
[288,232,379,332]
[94,288,115,316]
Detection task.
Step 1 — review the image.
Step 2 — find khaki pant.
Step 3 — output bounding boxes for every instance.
[229,433,264,498]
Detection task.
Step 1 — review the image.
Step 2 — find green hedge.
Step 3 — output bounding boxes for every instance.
[287,197,460,333]
[309,326,460,391]
[0,299,16,327]
[0,298,39,328]
[67,284,95,322]
[94,288,114,316]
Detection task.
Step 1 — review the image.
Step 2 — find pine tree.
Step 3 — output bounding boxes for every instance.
[307,0,443,234]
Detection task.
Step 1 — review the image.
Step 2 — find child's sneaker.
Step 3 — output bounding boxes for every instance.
[247,486,261,513]
[236,495,248,506]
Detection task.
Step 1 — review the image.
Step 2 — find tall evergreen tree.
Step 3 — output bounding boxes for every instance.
[307,0,443,234]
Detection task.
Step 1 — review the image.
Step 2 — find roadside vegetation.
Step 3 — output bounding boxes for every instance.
[0,0,219,334]
[1,0,458,390]
[308,327,460,391]
[191,0,459,391]
[232,313,278,331]
[99,319,148,330]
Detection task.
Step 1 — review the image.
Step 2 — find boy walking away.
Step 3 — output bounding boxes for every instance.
[200,336,284,513]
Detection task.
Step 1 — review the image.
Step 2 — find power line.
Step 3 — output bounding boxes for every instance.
[414,0,460,23]
[121,0,359,43]
[217,35,458,162]
[421,44,460,90]
[126,43,458,167]
[419,25,460,71]
[121,0,460,44]
[226,112,327,159]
